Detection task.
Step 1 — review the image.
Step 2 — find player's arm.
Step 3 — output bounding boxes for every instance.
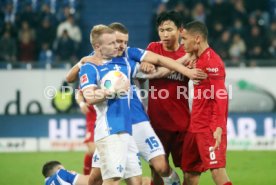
[140,53,196,79]
[142,51,207,80]
[66,56,100,83]
[82,86,114,105]
[75,174,90,185]
[75,89,90,114]
[66,60,84,83]
[209,68,228,151]
[79,67,114,105]
[176,52,197,66]
[137,66,171,79]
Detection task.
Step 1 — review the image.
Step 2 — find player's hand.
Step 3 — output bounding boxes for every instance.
[186,68,207,80]
[81,56,101,65]
[213,127,223,151]
[140,62,156,74]
[79,102,90,114]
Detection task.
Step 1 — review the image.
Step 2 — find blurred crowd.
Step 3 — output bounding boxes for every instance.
[0,0,82,67]
[0,0,275,68]
[151,0,276,67]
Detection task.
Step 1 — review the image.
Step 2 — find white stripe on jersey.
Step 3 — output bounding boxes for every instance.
[139,50,147,62]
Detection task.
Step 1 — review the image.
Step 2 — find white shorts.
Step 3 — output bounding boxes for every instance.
[95,133,141,180]
[92,149,100,168]
[132,121,165,162]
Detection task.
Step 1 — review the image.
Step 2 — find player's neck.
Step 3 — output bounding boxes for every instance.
[196,42,209,58]
[94,52,111,64]
[162,42,180,52]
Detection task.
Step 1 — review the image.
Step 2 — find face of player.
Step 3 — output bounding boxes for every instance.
[115,31,129,56]
[181,29,198,53]
[98,33,118,59]
[158,20,180,50]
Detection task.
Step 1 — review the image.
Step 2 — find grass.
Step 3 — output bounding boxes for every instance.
[0,151,275,185]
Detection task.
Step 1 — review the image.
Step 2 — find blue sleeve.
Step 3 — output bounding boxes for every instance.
[128,59,139,78]
[58,169,77,184]
[125,47,147,63]
[79,64,98,90]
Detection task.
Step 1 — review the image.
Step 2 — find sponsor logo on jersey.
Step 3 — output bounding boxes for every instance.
[100,68,108,71]
[206,67,219,73]
[210,160,218,165]
[80,74,89,86]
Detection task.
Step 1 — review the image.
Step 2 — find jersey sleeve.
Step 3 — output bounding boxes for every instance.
[125,47,147,63]
[79,64,98,90]
[208,63,228,132]
[128,58,140,78]
[58,169,78,184]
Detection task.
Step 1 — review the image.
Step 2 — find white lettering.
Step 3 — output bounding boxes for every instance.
[227,118,236,139]
[70,119,86,139]
[49,119,68,139]
[177,86,189,99]
[264,118,276,138]
[158,89,169,99]
[237,118,256,138]
[206,67,219,73]
[148,86,158,100]
[202,85,215,99]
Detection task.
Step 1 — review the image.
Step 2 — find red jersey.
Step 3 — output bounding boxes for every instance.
[146,42,190,131]
[189,47,228,134]
[84,105,96,143]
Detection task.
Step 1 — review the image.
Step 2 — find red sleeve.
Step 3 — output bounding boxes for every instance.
[209,66,228,133]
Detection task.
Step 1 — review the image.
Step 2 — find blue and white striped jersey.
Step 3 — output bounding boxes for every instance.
[123,47,150,125]
[87,47,150,125]
[79,57,135,141]
[45,169,78,185]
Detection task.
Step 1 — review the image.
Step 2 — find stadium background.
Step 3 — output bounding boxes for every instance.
[0,0,276,184]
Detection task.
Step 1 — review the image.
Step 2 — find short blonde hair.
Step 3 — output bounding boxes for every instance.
[90,24,115,48]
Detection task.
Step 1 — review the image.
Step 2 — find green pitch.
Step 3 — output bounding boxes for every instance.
[0,151,275,185]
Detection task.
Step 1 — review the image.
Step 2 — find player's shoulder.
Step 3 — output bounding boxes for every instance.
[204,48,224,66]
[204,48,225,75]
[176,44,186,55]
[81,62,98,70]
[146,41,162,51]
[125,46,144,53]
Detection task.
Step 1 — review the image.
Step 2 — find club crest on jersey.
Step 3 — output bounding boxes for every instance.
[114,64,121,71]
[80,74,89,86]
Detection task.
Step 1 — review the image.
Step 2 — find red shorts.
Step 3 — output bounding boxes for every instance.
[83,108,96,143]
[154,129,186,167]
[181,132,227,172]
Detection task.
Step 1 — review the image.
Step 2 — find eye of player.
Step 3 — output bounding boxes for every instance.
[109,41,116,45]
[159,28,164,32]
[165,28,173,32]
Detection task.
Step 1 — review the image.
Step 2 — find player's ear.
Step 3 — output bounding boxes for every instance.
[94,43,100,50]
[195,35,200,44]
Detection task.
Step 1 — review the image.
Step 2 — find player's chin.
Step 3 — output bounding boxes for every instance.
[111,51,118,57]
[117,51,124,56]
